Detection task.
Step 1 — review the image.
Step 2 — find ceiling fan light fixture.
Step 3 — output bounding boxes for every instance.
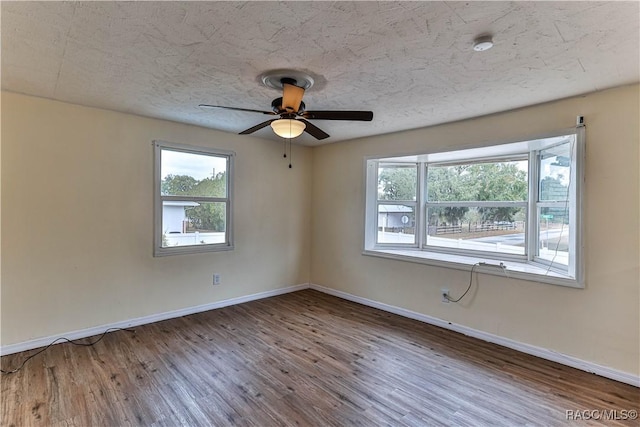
[271,119,306,138]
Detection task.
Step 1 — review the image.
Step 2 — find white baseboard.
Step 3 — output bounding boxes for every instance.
[308,283,639,387]
[0,283,309,356]
[4,282,637,387]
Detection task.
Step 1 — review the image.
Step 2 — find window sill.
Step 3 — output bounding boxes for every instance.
[154,243,234,257]
[362,248,583,288]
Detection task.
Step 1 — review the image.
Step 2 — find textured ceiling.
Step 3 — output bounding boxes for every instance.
[2,1,639,145]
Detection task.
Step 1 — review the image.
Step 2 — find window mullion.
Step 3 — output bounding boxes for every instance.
[417,162,426,248]
[365,160,379,249]
[376,200,418,206]
[528,150,539,262]
[161,195,228,203]
[568,131,581,278]
[425,201,527,208]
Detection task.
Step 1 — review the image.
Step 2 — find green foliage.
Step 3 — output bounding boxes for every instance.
[161,174,197,195]
[380,161,530,225]
[427,165,473,202]
[378,167,417,201]
[469,163,528,222]
[185,203,226,232]
[162,172,227,232]
[426,165,472,224]
[470,163,528,202]
[190,173,227,198]
[162,173,226,198]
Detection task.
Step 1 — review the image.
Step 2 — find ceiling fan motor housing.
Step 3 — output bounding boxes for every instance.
[272,97,305,115]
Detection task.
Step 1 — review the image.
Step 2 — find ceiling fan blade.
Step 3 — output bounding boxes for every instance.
[299,119,330,140]
[302,110,373,121]
[282,83,305,113]
[199,104,275,115]
[239,119,276,135]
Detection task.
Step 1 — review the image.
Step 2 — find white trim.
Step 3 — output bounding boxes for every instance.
[362,249,580,288]
[365,128,585,288]
[0,283,308,356]
[369,128,578,164]
[308,283,639,387]
[153,140,235,257]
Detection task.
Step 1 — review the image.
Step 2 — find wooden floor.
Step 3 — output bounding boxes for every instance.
[1,289,638,426]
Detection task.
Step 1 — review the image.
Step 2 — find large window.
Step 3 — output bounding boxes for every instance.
[364,129,584,287]
[426,158,528,256]
[154,141,234,256]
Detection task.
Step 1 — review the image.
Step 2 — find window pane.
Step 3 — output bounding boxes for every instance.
[161,150,227,197]
[539,143,571,201]
[426,207,526,255]
[162,201,227,247]
[378,165,417,201]
[427,160,528,202]
[538,206,569,266]
[377,204,415,244]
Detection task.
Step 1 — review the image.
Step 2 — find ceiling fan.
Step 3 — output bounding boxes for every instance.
[199,72,373,140]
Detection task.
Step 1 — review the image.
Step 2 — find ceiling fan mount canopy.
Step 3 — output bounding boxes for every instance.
[260,70,315,91]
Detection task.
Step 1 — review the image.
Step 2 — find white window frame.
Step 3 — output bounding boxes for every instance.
[375,162,419,247]
[424,154,530,261]
[364,127,585,288]
[153,140,234,257]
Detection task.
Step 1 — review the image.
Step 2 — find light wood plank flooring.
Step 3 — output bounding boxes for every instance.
[2,289,638,426]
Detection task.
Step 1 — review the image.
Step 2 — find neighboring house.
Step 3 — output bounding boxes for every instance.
[162,201,200,233]
[378,204,414,230]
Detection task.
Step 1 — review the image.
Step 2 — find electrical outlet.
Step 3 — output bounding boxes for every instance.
[441,288,450,303]
[213,274,221,286]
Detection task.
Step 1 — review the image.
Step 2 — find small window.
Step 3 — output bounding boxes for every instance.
[364,128,584,287]
[154,141,234,256]
[377,164,417,245]
[535,141,573,268]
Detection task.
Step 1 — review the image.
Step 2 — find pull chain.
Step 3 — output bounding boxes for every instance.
[287,120,292,168]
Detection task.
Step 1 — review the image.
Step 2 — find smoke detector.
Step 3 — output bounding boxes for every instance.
[472,35,494,52]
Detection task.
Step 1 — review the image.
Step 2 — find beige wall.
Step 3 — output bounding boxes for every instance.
[2,85,639,377]
[1,92,312,345]
[310,84,640,376]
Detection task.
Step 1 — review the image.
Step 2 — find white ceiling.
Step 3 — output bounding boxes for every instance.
[2,1,639,145]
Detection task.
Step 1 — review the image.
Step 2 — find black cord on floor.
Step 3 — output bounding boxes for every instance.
[0,327,135,375]
[446,262,481,303]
